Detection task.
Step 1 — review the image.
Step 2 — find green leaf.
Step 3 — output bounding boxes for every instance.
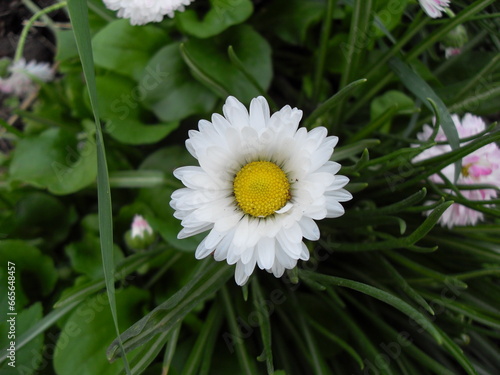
[53,287,149,375]
[107,261,232,360]
[93,73,141,120]
[370,90,415,124]
[9,127,97,195]
[106,119,179,145]
[65,234,124,279]
[0,303,43,375]
[299,270,444,345]
[377,255,434,315]
[309,319,365,370]
[55,249,163,308]
[305,79,368,128]
[139,42,217,122]
[0,241,58,310]
[252,0,327,45]
[67,1,129,372]
[252,278,274,374]
[372,0,408,37]
[92,20,167,80]
[388,57,461,181]
[55,29,79,62]
[330,138,380,161]
[181,303,223,375]
[183,25,272,102]
[221,286,258,374]
[4,191,76,246]
[176,0,253,38]
[0,301,80,364]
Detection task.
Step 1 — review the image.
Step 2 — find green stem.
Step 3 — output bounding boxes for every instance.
[312,0,337,103]
[21,0,56,32]
[14,1,68,63]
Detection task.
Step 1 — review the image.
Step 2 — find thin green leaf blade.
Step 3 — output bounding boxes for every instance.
[66,1,129,372]
[388,57,461,181]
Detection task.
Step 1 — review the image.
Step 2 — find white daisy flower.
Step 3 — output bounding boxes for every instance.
[0,58,54,97]
[103,0,194,25]
[170,96,352,285]
[418,0,450,18]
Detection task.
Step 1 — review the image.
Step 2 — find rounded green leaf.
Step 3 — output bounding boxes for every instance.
[176,0,253,38]
[9,127,97,195]
[105,119,179,145]
[53,287,149,375]
[92,20,168,80]
[138,42,217,122]
[0,241,58,309]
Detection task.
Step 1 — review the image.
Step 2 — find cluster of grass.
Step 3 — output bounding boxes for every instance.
[0,0,499,374]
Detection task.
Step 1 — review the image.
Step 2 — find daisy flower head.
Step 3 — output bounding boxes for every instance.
[103,0,194,25]
[413,113,500,228]
[170,96,352,285]
[0,58,54,97]
[418,0,450,18]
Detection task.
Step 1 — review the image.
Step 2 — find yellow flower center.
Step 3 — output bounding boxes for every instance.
[233,161,291,217]
[461,164,471,177]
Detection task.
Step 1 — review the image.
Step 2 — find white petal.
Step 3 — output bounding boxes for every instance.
[257,237,275,269]
[298,217,320,241]
[235,262,250,285]
[325,199,345,218]
[213,212,244,232]
[249,96,270,131]
[299,242,310,261]
[213,230,234,261]
[240,246,256,264]
[195,237,212,259]
[328,175,350,190]
[326,189,353,202]
[223,96,250,128]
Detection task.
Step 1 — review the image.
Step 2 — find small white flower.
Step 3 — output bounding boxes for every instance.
[131,215,154,239]
[103,0,194,25]
[413,114,500,228]
[418,0,450,18]
[170,96,352,285]
[0,59,54,97]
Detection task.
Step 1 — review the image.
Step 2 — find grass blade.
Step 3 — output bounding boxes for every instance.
[305,78,367,128]
[299,270,444,345]
[251,277,274,374]
[221,285,258,374]
[388,57,460,182]
[66,1,130,372]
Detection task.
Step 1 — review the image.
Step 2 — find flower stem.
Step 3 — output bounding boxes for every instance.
[312,0,337,103]
[14,1,68,63]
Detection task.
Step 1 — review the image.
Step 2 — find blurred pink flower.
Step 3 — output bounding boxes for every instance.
[418,0,450,18]
[0,58,54,97]
[413,114,500,228]
[445,47,461,59]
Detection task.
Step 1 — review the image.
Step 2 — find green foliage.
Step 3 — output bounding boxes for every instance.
[0,0,499,374]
